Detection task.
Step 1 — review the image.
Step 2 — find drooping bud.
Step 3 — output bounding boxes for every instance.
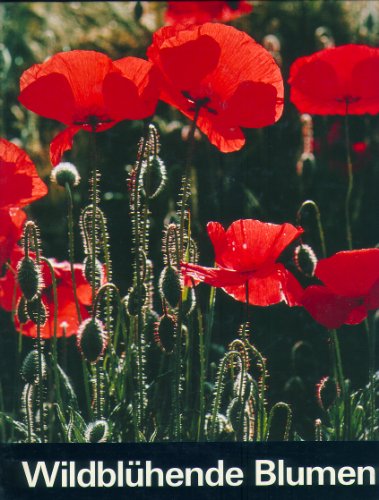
[50,162,81,188]
[77,318,107,364]
[159,265,181,309]
[294,244,317,277]
[316,376,340,411]
[26,298,48,326]
[125,284,147,316]
[17,296,29,324]
[83,256,104,289]
[17,257,43,301]
[154,314,176,354]
[142,155,167,199]
[21,349,47,384]
[85,420,109,443]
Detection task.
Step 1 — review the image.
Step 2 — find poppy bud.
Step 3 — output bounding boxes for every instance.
[17,257,43,301]
[85,420,109,443]
[294,244,317,277]
[159,265,181,309]
[267,403,291,441]
[316,376,340,411]
[126,284,147,316]
[17,296,29,324]
[21,349,47,384]
[154,314,176,354]
[226,397,245,432]
[83,256,103,289]
[50,162,81,188]
[26,298,48,326]
[144,309,160,343]
[77,318,107,364]
[142,155,167,199]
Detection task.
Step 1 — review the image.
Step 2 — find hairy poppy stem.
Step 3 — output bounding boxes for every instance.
[24,222,45,443]
[344,105,353,250]
[41,258,62,409]
[297,200,327,258]
[179,107,201,256]
[65,183,82,324]
[132,121,150,438]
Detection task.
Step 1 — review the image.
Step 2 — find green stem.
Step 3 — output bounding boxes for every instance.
[65,183,82,323]
[132,122,150,434]
[41,258,61,408]
[297,199,327,258]
[344,106,353,250]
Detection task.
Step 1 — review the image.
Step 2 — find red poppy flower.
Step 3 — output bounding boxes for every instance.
[19,50,161,165]
[0,247,94,338]
[288,44,379,115]
[301,249,379,329]
[165,1,252,25]
[0,208,26,269]
[0,138,47,209]
[181,219,303,306]
[147,23,283,152]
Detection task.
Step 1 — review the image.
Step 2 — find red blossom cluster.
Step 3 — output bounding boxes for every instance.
[0,18,378,339]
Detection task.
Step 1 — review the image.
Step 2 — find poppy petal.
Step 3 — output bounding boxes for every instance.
[50,125,81,166]
[315,249,379,297]
[181,261,253,287]
[165,1,252,25]
[301,285,365,329]
[104,57,160,120]
[0,208,26,268]
[223,263,302,307]
[0,139,48,208]
[210,219,302,271]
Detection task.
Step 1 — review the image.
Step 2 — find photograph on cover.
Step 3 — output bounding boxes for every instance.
[0,0,378,445]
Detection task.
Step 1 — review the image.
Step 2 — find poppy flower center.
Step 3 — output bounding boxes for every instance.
[73,114,114,131]
[335,95,361,105]
[181,91,218,115]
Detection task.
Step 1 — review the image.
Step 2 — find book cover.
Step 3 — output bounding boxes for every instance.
[0,1,378,498]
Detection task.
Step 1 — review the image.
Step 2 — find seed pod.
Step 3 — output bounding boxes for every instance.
[17,296,29,324]
[317,376,340,411]
[142,155,167,199]
[26,298,47,326]
[17,257,42,301]
[21,349,47,384]
[77,318,107,364]
[50,162,80,188]
[85,420,109,443]
[159,265,181,309]
[126,284,147,316]
[294,244,317,277]
[154,314,176,354]
[83,256,103,289]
